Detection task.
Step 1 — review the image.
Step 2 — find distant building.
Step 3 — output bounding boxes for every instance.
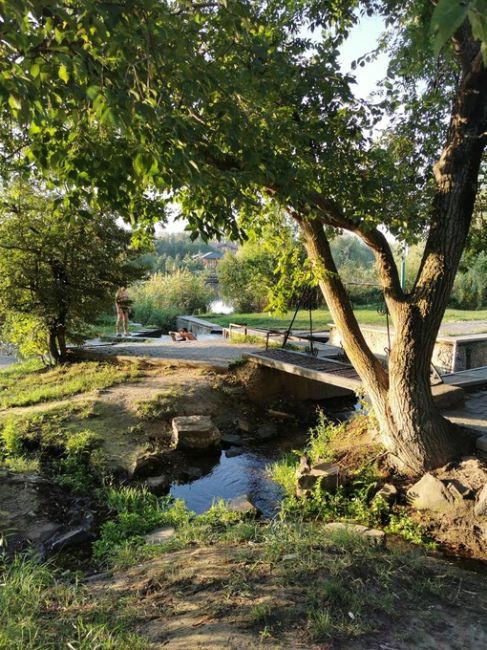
[194,250,224,270]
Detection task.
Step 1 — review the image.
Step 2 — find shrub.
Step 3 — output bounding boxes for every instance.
[130,269,211,329]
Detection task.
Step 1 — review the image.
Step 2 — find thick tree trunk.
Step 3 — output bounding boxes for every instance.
[299,218,473,476]
[374,311,472,474]
[48,329,60,365]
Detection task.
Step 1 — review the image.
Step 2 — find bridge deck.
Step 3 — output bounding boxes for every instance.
[247,348,487,391]
[245,349,361,391]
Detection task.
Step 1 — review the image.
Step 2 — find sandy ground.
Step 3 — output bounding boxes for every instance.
[82,335,262,368]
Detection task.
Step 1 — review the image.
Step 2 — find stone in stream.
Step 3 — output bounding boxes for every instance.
[225,446,244,458]
[221,433,243,447]
[476,435,487,454]
[226,495,257,515]
[296,461,340,498]
[172,415,221,450]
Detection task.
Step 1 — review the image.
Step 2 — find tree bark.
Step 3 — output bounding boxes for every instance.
[299,218,473,475]
[48,329,60,365]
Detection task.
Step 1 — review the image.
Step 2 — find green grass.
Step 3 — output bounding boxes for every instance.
[0,360,141,409]
[202,307,487,331]
[0,557,146,649]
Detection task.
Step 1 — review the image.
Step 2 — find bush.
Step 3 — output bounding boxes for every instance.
[1,313,49,360]
[130,270,211,329]
[450,252,487,309]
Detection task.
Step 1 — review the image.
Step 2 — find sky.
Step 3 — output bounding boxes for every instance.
[162,15,389,235]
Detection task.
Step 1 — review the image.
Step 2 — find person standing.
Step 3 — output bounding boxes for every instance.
[115,287,132,336]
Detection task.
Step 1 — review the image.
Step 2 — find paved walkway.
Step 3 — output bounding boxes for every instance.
[439,320,487,336]
[82,335,262,368]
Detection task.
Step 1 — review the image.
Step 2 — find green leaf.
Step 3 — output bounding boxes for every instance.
[58,64,69,83]
[468,0,487,59]
[86,85,101,100]
[8,95,21,111]
[431,0,470,55]
[30,63,40,79]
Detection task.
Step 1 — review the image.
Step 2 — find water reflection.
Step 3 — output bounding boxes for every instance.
[170,447,284,517]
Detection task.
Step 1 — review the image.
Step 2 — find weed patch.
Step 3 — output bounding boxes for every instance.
[0,557,146,649]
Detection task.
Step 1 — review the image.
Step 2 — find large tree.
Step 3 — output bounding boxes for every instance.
[0,0,486,472]
[0,183,143,362]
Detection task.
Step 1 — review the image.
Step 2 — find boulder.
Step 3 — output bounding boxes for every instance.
[296,461,340,497]
[171,416,221,450]
[226,495,257,515]
[129,452,164,478]
[145,526,176,545]
[323,522,386,547]
[407,473,458,513]
[474,483,487,517]
[476,436,487,454]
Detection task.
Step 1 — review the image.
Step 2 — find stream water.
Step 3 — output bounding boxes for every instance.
[169,401,358,517]
[170,438,303,517]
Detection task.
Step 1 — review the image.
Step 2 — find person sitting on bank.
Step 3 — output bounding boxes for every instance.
[169,327,197,341]
[115,287,132,337]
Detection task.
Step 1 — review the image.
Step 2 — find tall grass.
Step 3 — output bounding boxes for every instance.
[0,557,146,649]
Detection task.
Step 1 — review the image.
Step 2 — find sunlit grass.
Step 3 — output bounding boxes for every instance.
[0,361,141,409]
[0,557,146,649]
[203,307,487,330]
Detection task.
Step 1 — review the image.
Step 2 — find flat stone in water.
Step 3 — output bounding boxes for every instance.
[172,415,221,449]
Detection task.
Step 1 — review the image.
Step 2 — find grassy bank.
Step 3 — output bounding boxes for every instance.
[202,307,487,330]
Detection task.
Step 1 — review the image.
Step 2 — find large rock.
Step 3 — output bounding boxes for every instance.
[474,483,487,517]
[226,495,257,515]
[172,415,221,450]
[296,461,340,498]
[407,473,459,513]
[476,436,487,454]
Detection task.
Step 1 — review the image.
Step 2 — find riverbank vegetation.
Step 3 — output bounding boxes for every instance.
[2,358,487,647]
